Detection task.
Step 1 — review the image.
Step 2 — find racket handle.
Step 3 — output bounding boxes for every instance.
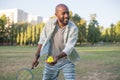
[34,61,39,67]
[31,60,39,69]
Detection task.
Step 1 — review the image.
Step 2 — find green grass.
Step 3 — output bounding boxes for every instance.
[76,46,120,80]
[0,45,120,80]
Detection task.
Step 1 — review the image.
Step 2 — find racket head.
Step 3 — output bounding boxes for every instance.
[16,68,33,80]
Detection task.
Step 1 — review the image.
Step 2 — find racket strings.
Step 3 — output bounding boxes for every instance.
[17,69,33,80]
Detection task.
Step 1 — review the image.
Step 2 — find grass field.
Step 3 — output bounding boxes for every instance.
[0,45,120,80]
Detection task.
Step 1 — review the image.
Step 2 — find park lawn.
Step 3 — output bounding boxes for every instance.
[0,45,120,80]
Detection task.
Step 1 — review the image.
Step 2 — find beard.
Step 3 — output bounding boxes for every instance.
[59,18,69,25]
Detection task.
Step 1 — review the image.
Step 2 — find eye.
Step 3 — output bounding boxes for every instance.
[62,12,69,15]
[66,12,69,15]
[62,12,65,15]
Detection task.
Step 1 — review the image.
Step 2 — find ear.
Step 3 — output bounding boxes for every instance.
[55,12,57,16]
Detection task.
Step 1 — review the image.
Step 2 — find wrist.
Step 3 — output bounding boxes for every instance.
[55,56,60,61]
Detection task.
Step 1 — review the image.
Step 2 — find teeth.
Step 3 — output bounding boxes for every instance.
[65,19,68,21]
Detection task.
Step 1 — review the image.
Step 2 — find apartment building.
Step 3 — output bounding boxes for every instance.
[28,15,42,24]
[0,8,28,23]
[0,8,42,24]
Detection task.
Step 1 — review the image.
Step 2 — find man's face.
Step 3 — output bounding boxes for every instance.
[56,6,69,26]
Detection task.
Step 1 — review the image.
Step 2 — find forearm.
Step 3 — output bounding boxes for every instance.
[47,52,67,65]
[32,44,42,68]
[55,52,67,60]
[35,44,42,59]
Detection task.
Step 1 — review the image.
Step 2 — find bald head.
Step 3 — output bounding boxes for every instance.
[55,4,69,13]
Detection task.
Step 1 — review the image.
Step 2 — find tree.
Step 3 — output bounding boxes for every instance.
[10,24,17,45]
[23,30,27,45]
[0,15,7,43]
[87,14,101,45]
[35,22,44,45]
[26,25,32,45]
[77,19,87,45]
[109,24,116,42]
[0,15,7,33]
[71,13,81,25]
[103,28,110,42]
[71,14,82,44]
[0,19,4,35]
[15,22,28,45]
[16,24,21,44]
[32,25,35,45]
[115,21,120,41]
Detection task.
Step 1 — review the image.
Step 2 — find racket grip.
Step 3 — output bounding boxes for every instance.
[34,61,39,67]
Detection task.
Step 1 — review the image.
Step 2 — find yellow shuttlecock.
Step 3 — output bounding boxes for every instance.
[46,56,54,63]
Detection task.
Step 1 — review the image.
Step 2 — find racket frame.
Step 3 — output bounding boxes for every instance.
[16,68,34,80]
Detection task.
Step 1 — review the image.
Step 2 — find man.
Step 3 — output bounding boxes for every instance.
[32,4,80,80]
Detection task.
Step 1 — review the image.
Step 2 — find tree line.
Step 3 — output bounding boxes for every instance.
[0,13,120,46]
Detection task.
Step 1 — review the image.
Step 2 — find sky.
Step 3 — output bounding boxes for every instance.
[0,0,120,28]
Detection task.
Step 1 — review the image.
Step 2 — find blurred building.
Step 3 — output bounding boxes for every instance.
[28,15,42,24]
[42,17,49,23]
[0,8,28,23]
[0,8,43,25]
